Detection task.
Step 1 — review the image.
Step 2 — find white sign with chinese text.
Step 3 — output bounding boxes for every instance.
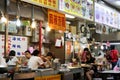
[0,35,28,56]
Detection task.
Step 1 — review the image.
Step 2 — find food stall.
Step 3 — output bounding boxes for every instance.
[0,0,109,80]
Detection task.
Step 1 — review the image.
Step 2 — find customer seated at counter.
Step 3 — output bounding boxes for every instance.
[0,56,7,67]
[25,50,45,70]
[40,51,57,68]
[6,50,21,66]
[70,52,79,65]
[85,51,97,80]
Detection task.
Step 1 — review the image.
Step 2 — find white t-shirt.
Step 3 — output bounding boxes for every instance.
[0,57,7,67]
[27,56,44,70]
[7,56,18,66]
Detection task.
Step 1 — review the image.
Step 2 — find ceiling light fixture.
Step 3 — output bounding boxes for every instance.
[66,21,71,24]
[65,14,75,19]
[16,16,21,27]
[114,1,120,6]
[31,19,36,29]
[16,0,21,27]
[46,26,51,32]
[0,11,7,23]
[31,5,36,29]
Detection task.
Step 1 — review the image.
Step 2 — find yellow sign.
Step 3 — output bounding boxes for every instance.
[22,0,58,10]
[59,0,93,21]
[35,74,61,80]
[32,0,58,9]
[48,9,66,31]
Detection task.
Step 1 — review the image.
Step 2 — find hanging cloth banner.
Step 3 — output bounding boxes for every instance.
[48,9,66,31]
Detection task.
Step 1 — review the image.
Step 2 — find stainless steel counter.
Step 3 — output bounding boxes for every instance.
[14,68,59,80]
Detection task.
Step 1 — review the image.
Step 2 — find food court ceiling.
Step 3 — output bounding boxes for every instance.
[103,0,120,10]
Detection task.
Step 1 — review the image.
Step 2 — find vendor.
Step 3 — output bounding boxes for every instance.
[25,50,45,70]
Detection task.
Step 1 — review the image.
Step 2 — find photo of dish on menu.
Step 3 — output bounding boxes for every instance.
[81,0,93,20]
[70,2,76,13]
[59,0,93,20]
[65,1,70,10]
[71,0,81,4]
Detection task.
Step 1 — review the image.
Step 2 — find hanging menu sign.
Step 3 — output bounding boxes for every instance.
[95,3,119,29]
[48,9,66,31]
[21,0,58,10]
[118,13,120,29]
[0,35,28,56]
[59,0,93,21]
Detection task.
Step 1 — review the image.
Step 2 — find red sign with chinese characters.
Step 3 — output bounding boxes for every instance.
[48,9,66,31]
[66,41,72,55]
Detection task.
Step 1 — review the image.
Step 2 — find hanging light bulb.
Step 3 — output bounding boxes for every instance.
[16,0,22,27]
[31,19,36,28]
[94,46,97,49]
[101,45,104,50]
[0,10,7,23]
[46,26,51,31]
[46,23,51,31]
[16,16,21,27]
[1,15,7,23]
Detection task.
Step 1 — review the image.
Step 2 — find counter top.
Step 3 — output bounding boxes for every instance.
[35,68,54,72]
[14,68,59,79]
[99,70,120,74]
[14,72,35,80]
[68,66,81,69]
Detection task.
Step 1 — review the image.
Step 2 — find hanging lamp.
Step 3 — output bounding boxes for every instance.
[16,0,21,27]
[0,10,7,23]
[31,5,36,29]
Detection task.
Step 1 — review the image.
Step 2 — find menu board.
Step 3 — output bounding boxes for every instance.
[118,13,120,29]
[95,3,119,29]
[21,0,58,10]
[0,35,28,56]
[59,0,93,21]
[48,9,66,31]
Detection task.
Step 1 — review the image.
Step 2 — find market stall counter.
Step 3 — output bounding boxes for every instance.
[0,66,84,80]
[59,66,84,80]
[98,70,120,80]
[14,68,61,80]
